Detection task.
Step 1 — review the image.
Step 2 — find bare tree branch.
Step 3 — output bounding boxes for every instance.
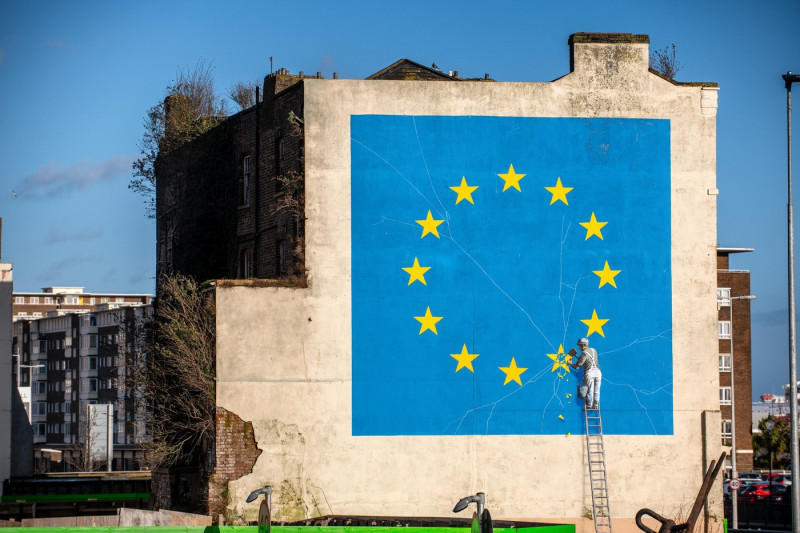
[126,273,215,469]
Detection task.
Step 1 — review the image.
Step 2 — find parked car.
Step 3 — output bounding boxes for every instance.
[738,472,764,483]
[772,473,792,486]
[738,483,771,503]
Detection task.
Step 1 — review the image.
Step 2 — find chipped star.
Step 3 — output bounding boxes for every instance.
[546,344,572,373]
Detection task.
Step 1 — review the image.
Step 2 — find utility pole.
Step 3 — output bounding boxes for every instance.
[782,70,800,533]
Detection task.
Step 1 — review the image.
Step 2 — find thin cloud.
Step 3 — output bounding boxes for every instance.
[42,39,71,52]
[17,155,135,199]
[46,225,104,244]
[36,256,100,284]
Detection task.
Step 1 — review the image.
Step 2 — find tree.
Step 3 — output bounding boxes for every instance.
[753,415,790,470]
[130,60,229,218]
[127,273,216,470]
[64,405,109,472]
[228,81,259,111]
[650,44,682,79]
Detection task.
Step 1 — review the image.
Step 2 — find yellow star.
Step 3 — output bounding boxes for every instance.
[593,260,621,288]
[544,177,573,205]
[497,164,526,192]
[499,357,527,386]
[416,210,444,239]
[414,306,443,335]
[579,212,607,240]
[402,257,431,286]
[449,176,479,205]
[450,344,479,373]
[546,344,571,373]
[581,309,609,338]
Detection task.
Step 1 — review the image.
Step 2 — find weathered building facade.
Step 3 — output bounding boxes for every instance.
[159,34,724,532]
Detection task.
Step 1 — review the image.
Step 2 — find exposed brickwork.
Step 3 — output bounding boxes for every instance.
[717,248,754,472]
[208,407,262,518]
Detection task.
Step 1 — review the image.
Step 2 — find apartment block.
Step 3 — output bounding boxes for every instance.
[12,287,151,322]
[717,247,754,473]
[11,303,151,472]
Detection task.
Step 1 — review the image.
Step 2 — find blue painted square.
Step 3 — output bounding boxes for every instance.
[351,116,672,436]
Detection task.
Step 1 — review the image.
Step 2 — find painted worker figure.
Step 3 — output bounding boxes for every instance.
[568,337,602,410]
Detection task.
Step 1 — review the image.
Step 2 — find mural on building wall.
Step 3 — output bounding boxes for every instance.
[351,116,672,436]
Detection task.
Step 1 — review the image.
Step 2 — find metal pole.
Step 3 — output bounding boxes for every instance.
[783,70,800,533]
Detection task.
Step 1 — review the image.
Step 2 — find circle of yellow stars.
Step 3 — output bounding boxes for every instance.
[401,163,621,402]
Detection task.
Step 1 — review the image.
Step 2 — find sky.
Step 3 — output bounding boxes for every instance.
[0,0,798,399]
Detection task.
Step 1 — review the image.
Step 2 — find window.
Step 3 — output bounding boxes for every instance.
[89,378,97,392]
[278,241,287,277]
[35,423,45,436]
[278,137,286,174]
[44,297,53,304]
[717,288,731,307]
[721,419,732,438]
[33,312,42,317]
[719,353,731,371]
[240,248,251,279]
[14,296,24,304]
[720,387,732,405]
[90,316,97,326]
[30,297,39,304]
[718,321,731,339]
[34,402,46,416]
[242,155,251,205]
[89,334,97,348]
[116,297,124,303]
[39,340,46,353]
[33,381,46,394]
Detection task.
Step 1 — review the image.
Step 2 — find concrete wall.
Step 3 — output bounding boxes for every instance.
[215,36,722,531]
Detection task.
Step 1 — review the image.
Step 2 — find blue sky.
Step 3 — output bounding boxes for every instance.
[0,0,798,398]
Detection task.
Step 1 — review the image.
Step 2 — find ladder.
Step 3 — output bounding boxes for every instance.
[584,406,612,533]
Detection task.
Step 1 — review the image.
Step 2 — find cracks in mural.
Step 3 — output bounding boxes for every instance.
[351,115,674,436]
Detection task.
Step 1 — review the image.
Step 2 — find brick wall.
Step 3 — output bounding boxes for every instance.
[718,250,754,472]
[208,407,262,519]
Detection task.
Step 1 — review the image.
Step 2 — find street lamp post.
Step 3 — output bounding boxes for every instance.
[783,70,800,531]
[726,294,756,530]
[764,415,775,525]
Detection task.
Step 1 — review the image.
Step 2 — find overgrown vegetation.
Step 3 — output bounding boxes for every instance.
[128,273,216,470]
[273,116,306,284]
[753,416,790,470]
[228,81,259,111]
[649,43,682,79]
[130,60,255,218]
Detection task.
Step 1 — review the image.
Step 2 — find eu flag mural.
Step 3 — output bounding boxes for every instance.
[351,116,672,436]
